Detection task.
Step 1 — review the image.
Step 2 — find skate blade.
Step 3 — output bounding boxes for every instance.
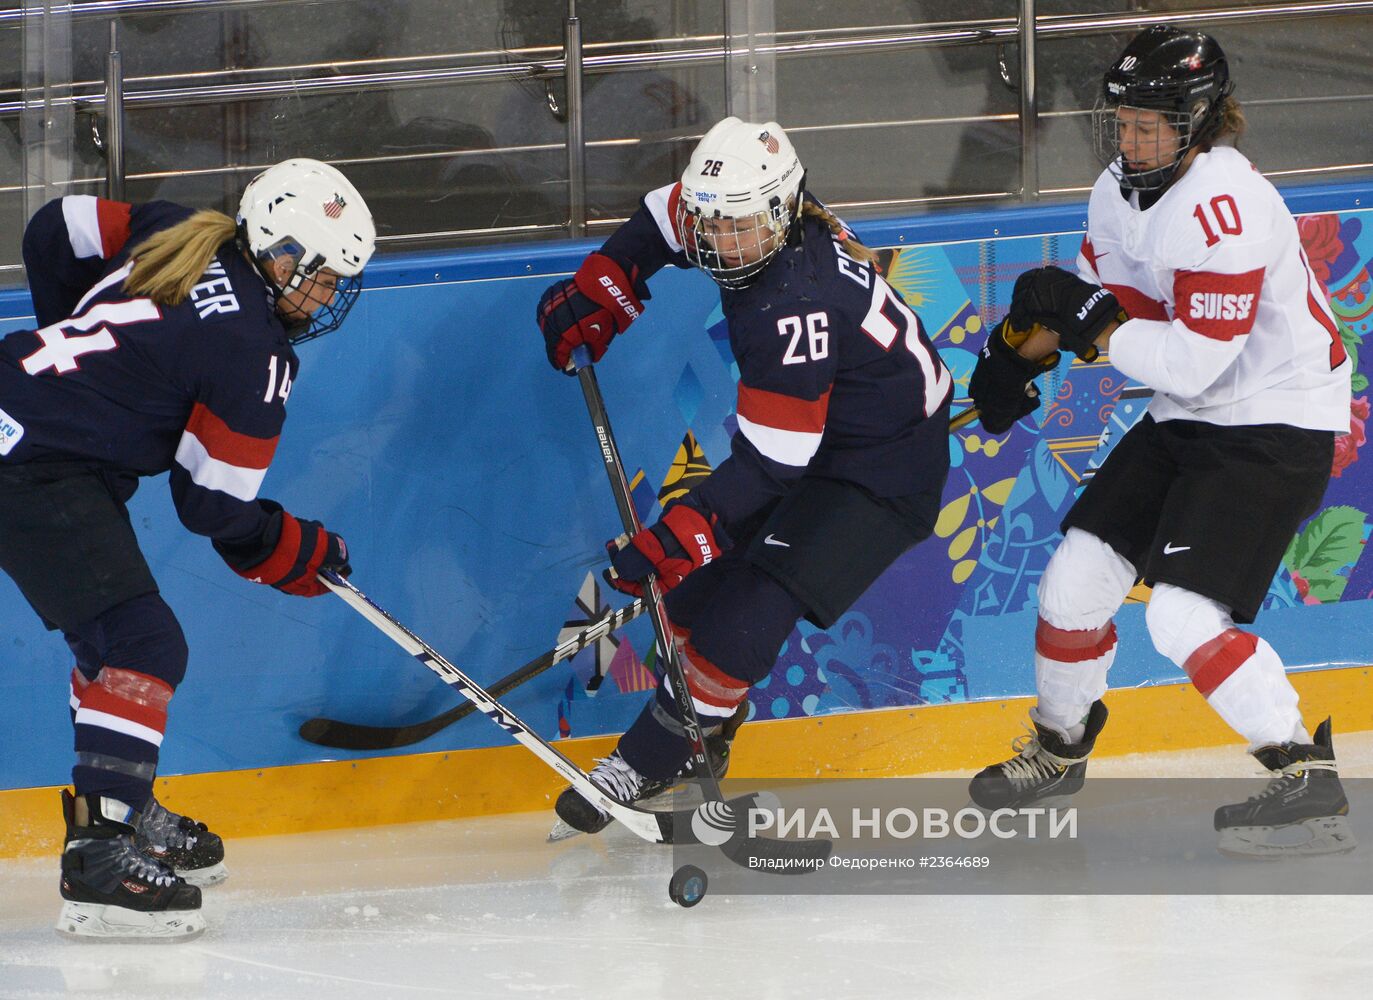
[179,861,227,888]
[547,819,584,843]
[55,900,206,943]
[1218,815,1359,860]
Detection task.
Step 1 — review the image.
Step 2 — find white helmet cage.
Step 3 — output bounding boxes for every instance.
[237,158,377,344]
[675,117,804,289]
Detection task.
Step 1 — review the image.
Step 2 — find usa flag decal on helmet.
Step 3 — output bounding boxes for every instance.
[323,193,346,218]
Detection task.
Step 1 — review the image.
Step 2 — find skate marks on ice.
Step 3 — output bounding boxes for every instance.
[1,808,1372,1000]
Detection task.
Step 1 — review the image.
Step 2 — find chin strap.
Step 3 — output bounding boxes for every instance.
[786,172,810,247]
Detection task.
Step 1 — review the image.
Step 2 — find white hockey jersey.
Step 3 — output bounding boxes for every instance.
[1077,146,1351,432]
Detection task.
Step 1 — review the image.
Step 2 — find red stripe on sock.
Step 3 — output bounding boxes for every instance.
[1184,628,1258,697]
[1035,617,1118,663]
[681,640,750,709]
[78,667,173,732]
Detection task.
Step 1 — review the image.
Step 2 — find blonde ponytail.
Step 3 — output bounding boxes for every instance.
[1216,95,1246,144]
[124,210,239,306]
[800,200,878,265]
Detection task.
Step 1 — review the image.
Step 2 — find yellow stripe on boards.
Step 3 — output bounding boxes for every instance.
[1,665,1369,859]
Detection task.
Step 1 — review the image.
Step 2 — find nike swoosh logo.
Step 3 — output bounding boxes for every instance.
[763,534,790,547]
[1162,543,1191,555]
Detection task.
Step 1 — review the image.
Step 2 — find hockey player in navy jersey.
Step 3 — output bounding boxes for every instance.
[537,117,953,834]
[966,26,1355,857]
[0,158,375,939]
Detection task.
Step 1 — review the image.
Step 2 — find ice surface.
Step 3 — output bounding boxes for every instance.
[3,738,1372,1000]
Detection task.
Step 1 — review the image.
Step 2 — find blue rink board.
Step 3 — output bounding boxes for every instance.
[2,180,1371,791]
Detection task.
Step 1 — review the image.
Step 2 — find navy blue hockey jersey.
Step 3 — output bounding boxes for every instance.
[598,184,952,535]
[0,195,296,553]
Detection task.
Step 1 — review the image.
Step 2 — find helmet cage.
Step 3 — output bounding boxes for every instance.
[245,232,365,346]
[1092,99,1201,192]
[286,272,363,346]
[674,196,793,290]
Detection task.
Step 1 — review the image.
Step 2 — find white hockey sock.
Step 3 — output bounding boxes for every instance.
[1146,584,1303,748]
[1187,632,1303,747]
[1033,529,1135,744]
[1035,617,1117,743]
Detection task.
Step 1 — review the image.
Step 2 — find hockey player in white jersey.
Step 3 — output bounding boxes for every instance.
[966,24,1355,857]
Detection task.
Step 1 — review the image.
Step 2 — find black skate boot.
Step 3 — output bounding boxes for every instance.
[551,703,746,839]
[1214,718,1357,859]
[135,796,227,887]
[680,700,747,784]
[554,749,671,835]
[56,789,205,942]
[968,700,1109,810]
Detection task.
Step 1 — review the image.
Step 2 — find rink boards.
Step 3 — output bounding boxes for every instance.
[2,182,1371,858]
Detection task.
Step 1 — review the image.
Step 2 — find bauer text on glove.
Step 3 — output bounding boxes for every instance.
[537,253,646,372]
[604,504,720,596]
[1010,266,1121,360]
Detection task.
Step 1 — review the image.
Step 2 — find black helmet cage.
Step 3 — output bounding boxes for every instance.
[1091,27,1234,193]
[237,224,365,345]
[286,273,363,346]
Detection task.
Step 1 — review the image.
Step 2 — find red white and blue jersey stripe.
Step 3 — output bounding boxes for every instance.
[0,196,294,556]
[596,186,951,535]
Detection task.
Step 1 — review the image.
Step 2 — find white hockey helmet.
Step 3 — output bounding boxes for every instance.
[237,158,376,343]
[676,117,804,289]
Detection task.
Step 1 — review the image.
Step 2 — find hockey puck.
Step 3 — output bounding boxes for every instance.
[669,864,708,908]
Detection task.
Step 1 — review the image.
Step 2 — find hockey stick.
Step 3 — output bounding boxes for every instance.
[319,569,760,845]
[572,348,832,869]
[949,406,979,432]
[310,398,979,752]
[297,598,648,750]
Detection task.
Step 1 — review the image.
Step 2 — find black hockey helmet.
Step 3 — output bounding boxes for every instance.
[1091,24,1234,192]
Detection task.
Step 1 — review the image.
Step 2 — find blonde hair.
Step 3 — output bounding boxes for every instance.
[1215,95,1246,143]
[1199,95,1246,153]
[124,210,239,306]
[800,200,879,265]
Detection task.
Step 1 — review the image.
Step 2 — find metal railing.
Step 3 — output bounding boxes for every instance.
[3,0,1371,258]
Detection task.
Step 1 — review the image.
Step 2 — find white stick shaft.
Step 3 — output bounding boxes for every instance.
[320,572,667,843]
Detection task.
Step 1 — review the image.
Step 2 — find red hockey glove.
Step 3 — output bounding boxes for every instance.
[604,505,719,596]
[537,252,645,373]
[229,511,351,598]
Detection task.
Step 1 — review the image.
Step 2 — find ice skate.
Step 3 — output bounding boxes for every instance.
[550,750,669,838]
[548,704,744,842]
[135,796,227,887]
[1215,718,1357,859]
[55,790,205,943]
[968,700,1109,810]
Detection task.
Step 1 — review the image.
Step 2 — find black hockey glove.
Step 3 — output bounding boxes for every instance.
[1009,266,1119,361]
[968,318,1060,435]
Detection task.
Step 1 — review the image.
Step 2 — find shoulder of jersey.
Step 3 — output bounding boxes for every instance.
[1173,147,1271,199]
[1157,147,1277,263]
[175,248,285,344]
[796,218,878,309]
